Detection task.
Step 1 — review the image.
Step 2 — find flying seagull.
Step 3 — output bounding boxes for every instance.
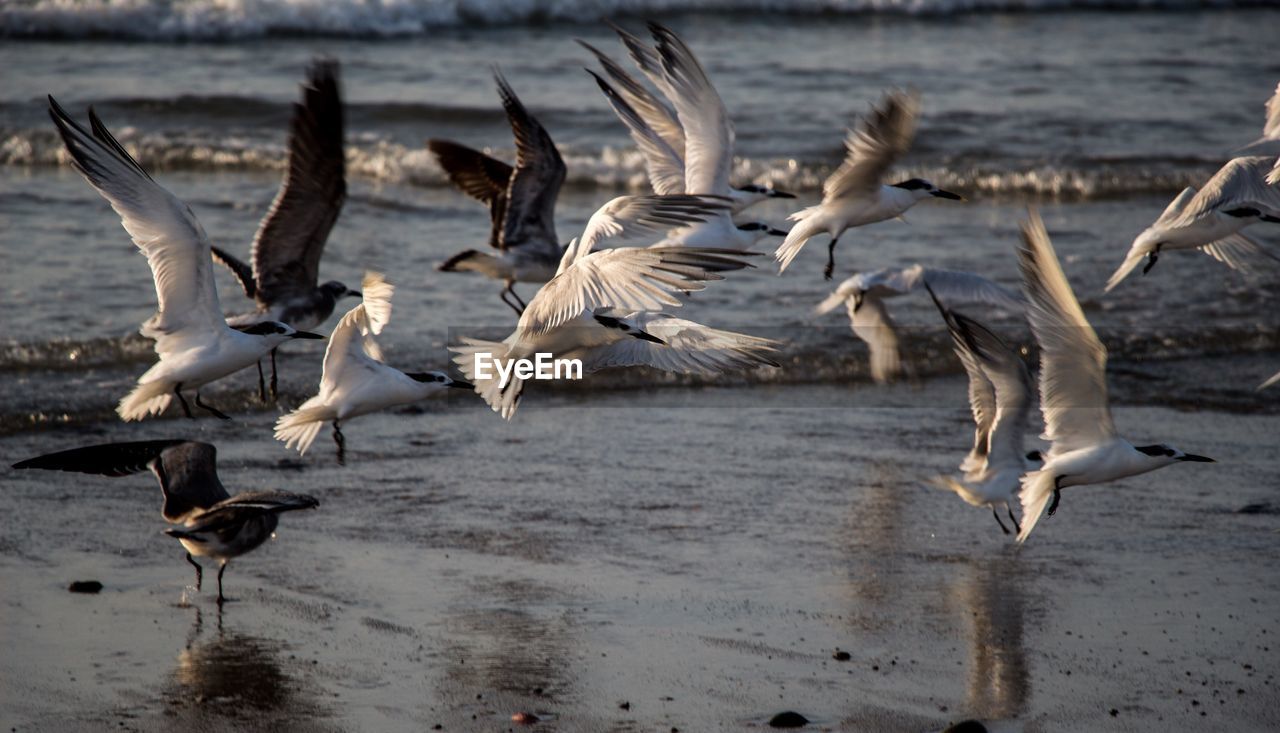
[775,90,962,280]
[13,441,318,604]
[431,71,566,315]
[48,97,324,422]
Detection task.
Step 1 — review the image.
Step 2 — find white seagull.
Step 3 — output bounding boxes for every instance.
[1014,210,1214,544]
[432,71,567,314]
[926,285,1041,536]
[579,23,794,213]
[580,23,791,250]
[451,194,777,419]
[775,89,963,280]
[13,441,319,604]
[1105,156,1280,291]
[813,264,1024,384]
[274,272,472,465]
[48,98,325,422]
[211,59,359,399]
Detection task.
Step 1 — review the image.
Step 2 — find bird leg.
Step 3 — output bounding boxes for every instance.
[194,392,232,420]
[185,552,203,590]
[256,360,267,403]
[270,347,279,401]
[333,420,346,466]
[1007,505,1021,535]
[174,384,194,419]
[215,563,228,605]
[1047,489,1062,517]
[992,507,1011,535]
[824,237,840,281]
[500,282,526,316]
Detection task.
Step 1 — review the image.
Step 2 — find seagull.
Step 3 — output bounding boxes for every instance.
[210,59,359,400]
[774,90,963,280]
[275,271,473,465]
[1105,156,1280,291]
[450,193,776,419]
[925,285,1041,536]
[1014,210,1214,544]
[579,23,794,214]
[812,264,1024,384]
[48,97,325,422]
[1234,81,1280,185]
[12,441,319,604]
[431,71,566,315]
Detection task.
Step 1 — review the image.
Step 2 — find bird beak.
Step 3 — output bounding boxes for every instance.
[767,190,796,199]
[447,380,474,390]
[291,331,325,340]
[930,189,964,201]
[634,331,666,345]
[1177,454,1215,463]
[347,290,362,299]
[767,227,789,237]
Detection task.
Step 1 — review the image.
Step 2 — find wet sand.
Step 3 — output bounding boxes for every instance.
[2,374,1279,732]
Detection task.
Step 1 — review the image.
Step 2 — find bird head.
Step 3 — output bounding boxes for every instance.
[235,321,324,344]
[735,221,789,241]
[321,280,361,299]
[407,371,474,391]
[593,313,665,344]
[891,178,963,201]
[1134,443,1214,465]
[731,184,795,207]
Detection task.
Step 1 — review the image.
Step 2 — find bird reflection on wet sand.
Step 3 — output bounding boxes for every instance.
[952,553,1030,725]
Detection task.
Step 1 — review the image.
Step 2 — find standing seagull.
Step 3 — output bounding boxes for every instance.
[431,71,566,314]
[926,285,1040,536]
[451,194,775,419]
[275,272,473,465]
[211,59,359,399]
[1014,210,1214,543]
[775,90,962,279]
[812,265,1024,383]
[1104,156,1280,291]
[13,441,319,604]
[48,98,324,421]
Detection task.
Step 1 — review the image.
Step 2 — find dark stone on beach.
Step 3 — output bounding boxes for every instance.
[833,650,851,661]
[1237,503,1273,515]
[68,580,102,593]
[1110,709,1119,717]
[768,711,808,728]
[619,701,630,710]
[942,721,987,733]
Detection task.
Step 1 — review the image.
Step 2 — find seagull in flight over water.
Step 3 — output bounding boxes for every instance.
[452,194,778,419]
[275,272,473,465]
[13,441,319,604]
[1014,210,1214,543]
[926,285,1041,536]
[431,71,566,315]
[775,89,962,280]
[48,97,324,422]
[812,264,1023,384]
[1104,155,1280,292]
[211,59,360,400]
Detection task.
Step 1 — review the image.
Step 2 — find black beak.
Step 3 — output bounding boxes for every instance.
[347,290,362,299]
[291,331,325,340]
[930,189,964,201]
[767,227,789,236]
[447,380,474,390]
[634,331,666,345]
[767,190,796,199]
[1177,454,1215,463]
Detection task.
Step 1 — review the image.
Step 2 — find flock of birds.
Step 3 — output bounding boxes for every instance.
[12,22,1280,604]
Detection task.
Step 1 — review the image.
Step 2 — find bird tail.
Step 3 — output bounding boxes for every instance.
[117,379,173,422]
[1104,250,1148,293]
[451,338,523,420]
[775,206,824,274]
[1016,469,1057,543]
[274,397,331,456]
[929,475,990,508]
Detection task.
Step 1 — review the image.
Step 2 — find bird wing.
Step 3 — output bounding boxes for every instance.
[609,21,684,122]
[1152,186,1199,226]
[427,139,513,249]
[812,274,864,317]
[650,22,734,197]
[494,72,566,256]
[556,193,731,272]
[586,68,687,195]
[1017,209,1116,454]
[824,90,916,203]
[320,272,393,394]
[847,296,901,384]
[12,440,230,523]
[251,59,347,305]
[48,97,226,346]
[583,312,780,375]
[524,245,755,335]
[926,285,998,474]
[1169,156,1280,227]
[180,491,318,534]
[580,39,687,180]
[210,245,258,299]
[949,310,1034,470]
[919,268,1026,310]
[824,90,920,202]
[1199,230,1280,271]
